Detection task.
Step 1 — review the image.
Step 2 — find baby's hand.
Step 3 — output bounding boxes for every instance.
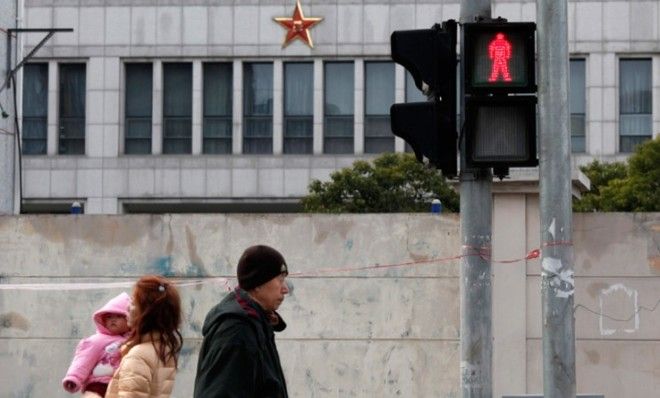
[63,380,77,392]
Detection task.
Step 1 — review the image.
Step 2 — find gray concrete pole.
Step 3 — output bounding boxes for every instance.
[536,0,576,396]
[459,1,492,397]
[0,0,17,215]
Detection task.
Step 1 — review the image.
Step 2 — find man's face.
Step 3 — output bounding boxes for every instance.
[252,273,289,312]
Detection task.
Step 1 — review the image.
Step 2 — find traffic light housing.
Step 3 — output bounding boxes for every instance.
[462,20,538,171]
[464,96,537,167]
[389,21,458,177]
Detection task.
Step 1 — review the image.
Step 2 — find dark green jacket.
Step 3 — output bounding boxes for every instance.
[193,288,288,398]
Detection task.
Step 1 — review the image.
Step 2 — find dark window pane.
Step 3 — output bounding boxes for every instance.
[365,62,394,154]
[570,59,586,153]
[284,63,313,115]
[284,62,313,154]
[283,116,313,154]
[405,71,426,103]
[364,115,394,153]
[243,63,273,154]
[619,59,652,152]
[203,63,233,154]
[125,63,153,154]
[570,114,586,153]
[59,64,85,155]
[163,63,192,154]
[620,135,649,153]
[324,115,354,154]
[22,63,48,155]
[324,62,353,154]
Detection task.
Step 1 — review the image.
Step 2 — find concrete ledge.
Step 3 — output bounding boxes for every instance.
[450,167,591,198]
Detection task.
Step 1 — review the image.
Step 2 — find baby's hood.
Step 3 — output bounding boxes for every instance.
[92,292,131,335]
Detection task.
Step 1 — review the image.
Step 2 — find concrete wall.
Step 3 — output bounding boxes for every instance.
[0,213,462,397]
[0,211,658,397]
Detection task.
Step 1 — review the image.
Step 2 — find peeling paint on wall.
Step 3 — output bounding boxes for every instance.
[151,256,174,276]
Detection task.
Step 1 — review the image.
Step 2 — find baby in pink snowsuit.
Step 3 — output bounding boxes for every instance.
[62,292,132,398]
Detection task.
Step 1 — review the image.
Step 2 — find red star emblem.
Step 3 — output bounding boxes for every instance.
[273,1,323,48]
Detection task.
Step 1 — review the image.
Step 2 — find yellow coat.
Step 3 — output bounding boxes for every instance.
[105,336,177,398]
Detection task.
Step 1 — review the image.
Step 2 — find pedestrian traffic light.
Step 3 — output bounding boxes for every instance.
[462,20,537,171]
[463,21,536,94]
[389,20,458,177]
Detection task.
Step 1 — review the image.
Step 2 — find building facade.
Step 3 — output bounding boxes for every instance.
[16,0,660,214]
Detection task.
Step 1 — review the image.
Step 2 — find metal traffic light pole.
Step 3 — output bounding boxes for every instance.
[459,0,492,397]
[537,0,577,396]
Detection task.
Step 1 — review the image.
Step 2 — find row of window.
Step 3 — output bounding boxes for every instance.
[21,58,652,156]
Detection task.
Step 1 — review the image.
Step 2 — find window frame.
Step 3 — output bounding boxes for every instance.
[242,62,274,155]
[618,57,652,153]
[58,63,86,155]
[569,58,586,153]
[283,61,314,154]
[162,62,193,155]
[323,61,355,154]
[202,62,233,155]
[364,61,395,154]
[124,62,154,155]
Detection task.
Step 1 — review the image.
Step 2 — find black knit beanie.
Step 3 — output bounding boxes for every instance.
[237,245,288,290]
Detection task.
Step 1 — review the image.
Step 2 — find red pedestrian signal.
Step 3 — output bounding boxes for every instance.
[462,20,537,172]
[487,33,512,82]
[463,22,535,94]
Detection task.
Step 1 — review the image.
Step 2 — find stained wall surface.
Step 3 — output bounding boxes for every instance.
[0,213,462,397]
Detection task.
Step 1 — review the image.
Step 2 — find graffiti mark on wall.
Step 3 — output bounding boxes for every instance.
[599,283,639,336]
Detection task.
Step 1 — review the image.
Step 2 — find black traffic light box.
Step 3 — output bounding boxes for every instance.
[464,96,537,167]
[462,20,538,172]
[389,20,458,177]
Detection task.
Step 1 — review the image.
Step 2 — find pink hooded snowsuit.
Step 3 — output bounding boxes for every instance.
[62,292,131,393]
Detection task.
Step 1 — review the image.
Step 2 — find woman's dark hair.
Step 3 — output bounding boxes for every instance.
[125,275,183,367]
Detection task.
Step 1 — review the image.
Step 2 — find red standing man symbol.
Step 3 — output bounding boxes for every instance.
[488,33,512,82]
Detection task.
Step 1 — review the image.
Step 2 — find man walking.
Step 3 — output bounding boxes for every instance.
[194,245,290,398]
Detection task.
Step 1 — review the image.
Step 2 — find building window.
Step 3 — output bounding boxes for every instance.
[619,59,652,153]
[125,63,153,154]
[324,62,354,154]
[243,62,273,154]
[406,71,426,103]
[22,63,48,155]
[58,63,85,155]
[284,62,313,154]
[364,62,395,153]
[203,63,233,154]
[570,59,586,153]
[163,63,192,154]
